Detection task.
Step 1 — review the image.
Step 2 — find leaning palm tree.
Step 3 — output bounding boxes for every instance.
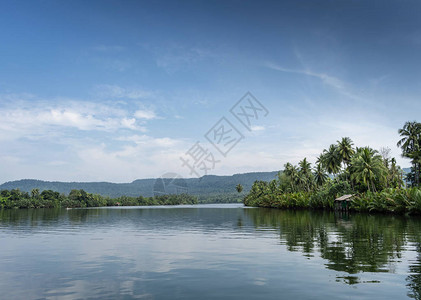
[350,147,387,192]
[397,121,421,152]
[337,137,355,169]
[321,144,341,176]
[397,121,421,186]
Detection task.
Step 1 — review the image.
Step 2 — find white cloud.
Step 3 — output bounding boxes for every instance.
[71,136,188,182]
[264,62,345,90]
[116,135,180,147]
[134,109,157,120]
[263,61,375,104]
[94,84,154,99]
[250,125,265,131]
[0,95,150,142]
[153,45,218,73]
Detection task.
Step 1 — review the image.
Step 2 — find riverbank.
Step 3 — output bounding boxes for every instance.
[0,188,198,209]
[243,182,421,214]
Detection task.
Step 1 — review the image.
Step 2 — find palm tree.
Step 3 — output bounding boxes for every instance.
[31,188,40,199]
[298,158,313,191]
[314,163,328,187]
[397,121,421,186]
[299,158,312,176]
[350,147,387,192]
[283,163,301,192]
[337,137,355,169]
[236,184,243,193]
[388,158,404,188]
[283,162,293,177]
[321,144,341,176]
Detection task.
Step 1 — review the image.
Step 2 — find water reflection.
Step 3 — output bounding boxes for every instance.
[1,205,421,299]
[245,208,421,296]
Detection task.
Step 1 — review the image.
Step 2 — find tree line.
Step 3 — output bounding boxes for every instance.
[0,188,198,209]
[243,121,421,213]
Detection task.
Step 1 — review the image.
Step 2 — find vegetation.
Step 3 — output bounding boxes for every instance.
[244,121,421,214]
[0,188,198,209]
[0,171,279,202]
[397,121,421,187]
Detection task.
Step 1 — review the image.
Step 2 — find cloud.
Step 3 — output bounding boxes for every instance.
[264,61,379,105]
[94,84,154,99]
[264,62,345,90]
[251,125,265,131]
[0,95,150,142]
[153,45,218,73]
[134,109,157,120]
[116,135,180,147]
[72,136,189,182]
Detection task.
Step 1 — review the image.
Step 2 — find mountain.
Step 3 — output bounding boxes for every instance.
[0,171,279,199]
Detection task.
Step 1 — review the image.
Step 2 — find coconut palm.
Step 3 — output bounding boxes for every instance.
[320,144,341,176]
[283,162,293,176]
[289,165,301,192]
[397,121,421,186]
[337,137,355,168]
[298,158,311,176]
[283,163,301,192]
[298,158,313,191]
[314,163,328,187]
[350,147,388,192]
[387,158,404,188]
[397,121,421,152]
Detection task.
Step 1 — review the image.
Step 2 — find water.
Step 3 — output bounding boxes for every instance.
[1,204,421,299]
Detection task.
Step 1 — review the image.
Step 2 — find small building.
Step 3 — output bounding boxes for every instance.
[334,194,354,211]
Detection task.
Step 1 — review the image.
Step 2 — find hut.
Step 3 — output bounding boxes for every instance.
[334,194,354,211]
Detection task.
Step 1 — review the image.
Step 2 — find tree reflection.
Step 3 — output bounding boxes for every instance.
[245,208,421,292]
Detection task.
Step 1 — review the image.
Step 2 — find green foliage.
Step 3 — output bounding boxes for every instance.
[0,172,279,200]
[0,188,198,210]
[398,121,421,187]
[243,130,419,215]
[349,188,421,214]
[245,178,421,215]
[350,147,388,192]
[320,144,342,175]
[198,193,243,204]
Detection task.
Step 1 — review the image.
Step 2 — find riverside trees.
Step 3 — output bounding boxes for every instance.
[244,122,421,213]
[0,189,198,209]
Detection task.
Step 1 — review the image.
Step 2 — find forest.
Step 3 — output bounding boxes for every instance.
[0,188,197,209]
[244,121,421,214]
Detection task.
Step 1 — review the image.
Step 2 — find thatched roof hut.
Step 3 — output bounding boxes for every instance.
[335,194,354,202]
[334,194,355,211]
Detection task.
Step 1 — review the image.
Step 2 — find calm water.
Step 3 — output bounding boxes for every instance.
[1,204,421,299]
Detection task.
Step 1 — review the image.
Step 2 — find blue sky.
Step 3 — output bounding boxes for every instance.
[0,0,420,183]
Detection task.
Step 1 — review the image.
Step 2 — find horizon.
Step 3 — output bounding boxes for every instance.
[1,0,419,183]
[1,170,282,185]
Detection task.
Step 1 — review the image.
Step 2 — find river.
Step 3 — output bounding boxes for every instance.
[1,204,420,299]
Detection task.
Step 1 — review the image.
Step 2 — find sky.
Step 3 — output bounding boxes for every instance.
[0,0,420,183]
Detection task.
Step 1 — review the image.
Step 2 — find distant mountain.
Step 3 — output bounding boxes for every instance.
[0,171,279,199]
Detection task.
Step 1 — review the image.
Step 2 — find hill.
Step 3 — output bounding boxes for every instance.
[0,171,279,202]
